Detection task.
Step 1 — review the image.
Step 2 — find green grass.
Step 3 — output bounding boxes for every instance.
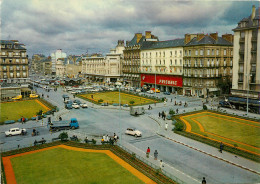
[11,148,145,184]
[181,112,260,154]
[80,92,158,106]
[0,100,48,123]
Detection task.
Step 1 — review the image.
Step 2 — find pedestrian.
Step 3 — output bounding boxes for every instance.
[176,108,179,114]
[159,112,161,118]
[171,98,172,102]
[36,115,38,122]
[59,116,62,121]
[202,177,207,184]
[17,144,20,149]
[160,160,164,170]
[154,150,158,160]
[106,135,109,142]
[48,117,51,124]
[165,122,168,130]
[220,142,224,153]
[146,147,150,158]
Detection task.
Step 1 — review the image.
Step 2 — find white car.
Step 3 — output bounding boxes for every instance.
[5,128,27,137]
[125,128,142,137]
[72,103,80,109]
[80,103,88,108]
[147,90,154,94]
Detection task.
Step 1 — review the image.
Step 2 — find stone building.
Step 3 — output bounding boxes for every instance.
[232,5,260,99]
[0,40,29,84]
[183,33,233,97]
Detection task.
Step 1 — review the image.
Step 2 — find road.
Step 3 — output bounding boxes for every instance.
[0,86,259,184]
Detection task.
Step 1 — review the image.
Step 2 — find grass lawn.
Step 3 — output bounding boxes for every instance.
[80,91,158,106]
[181,112,260,155]
[0,99,50,123]
[11,148,145,184]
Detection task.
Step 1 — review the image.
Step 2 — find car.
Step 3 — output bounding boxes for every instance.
[147,90,154,94]
[5,128,27,137]
[164,91,171,95]
[65,104,73,109]
[72,103,80,109]
[30,94,39,98]
[101,103,109,106]
[125,128,142,137]
[12,95,22,100]
[80,103,88,108]
[74,99,81,105]
[136,88,141,93]
[62,94,69,99]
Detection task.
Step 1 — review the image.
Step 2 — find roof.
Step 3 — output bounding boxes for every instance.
[233,7,259,30]
[0,40,26,50]
[185,36,232,46]
[141,39,184,50]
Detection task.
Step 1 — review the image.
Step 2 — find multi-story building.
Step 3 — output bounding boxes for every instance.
[82,40,124,83]
[51,49,67,75]
[232,5,260,98]
[123,31,158,87]
[31,54,45,73]
[0,40,29,84]
[183,33,233,97]
[140,39,184,93]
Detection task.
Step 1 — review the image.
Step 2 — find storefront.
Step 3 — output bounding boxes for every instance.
[140,74,182,94]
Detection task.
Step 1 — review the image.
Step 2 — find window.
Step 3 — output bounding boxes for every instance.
[163,60,165,65]
[188,50,191,56]
[170,51,172,56]
[180,50,182,56]
[231,50,233,55]
[23,72,26,77]
[9,59,12,63]
[195,50,198,56]
[2,52,5,55]
[10,66,13,71]
[23,66,26,70]
[224,49,226,55]
[207,49,210,55]
[224,59,226,66]
[22,59,25,63]
[156,52,157,57]
[16,66,20,70]
[184,50,187,56]
[21,52,25,57]
[163,52,165,57]
[230,59,232,66]
[200,49,204,55]
[2,58,5,63]
[3,66,6,70]
[212,49,214,55]
[170,59,172,65]
[180,59,182,65]
[216,49,219,55]
[17,73,20,77]
[10,73,13,78]
[8,52,12,57]
[175,51,177,56]
[16,59,19,63]
[207,59,210,66]
[175,59,177,65]
[160,60,161,65]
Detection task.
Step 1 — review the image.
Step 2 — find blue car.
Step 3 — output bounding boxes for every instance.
[164,91,171,95]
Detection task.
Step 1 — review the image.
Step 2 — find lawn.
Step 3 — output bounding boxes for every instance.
[0,99,50,123]
[180,112,260,155]
[80,91,158,106]
[11,148,145,184]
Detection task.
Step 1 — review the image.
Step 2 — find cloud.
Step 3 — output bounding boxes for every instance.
[1,0,258,57]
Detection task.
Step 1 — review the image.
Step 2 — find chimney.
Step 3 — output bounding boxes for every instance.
[145,31,152,39]
[222,34,234,43]
[117,40,124,46]
[184,34,197,44]
[126,41,130,46]
[210,32,218,41]
[135,33,143,43]
[251,5,256,20]
[197,33,205,41]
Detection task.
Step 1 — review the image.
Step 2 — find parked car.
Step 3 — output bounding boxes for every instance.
[74,99,81,105]
[164,91,171,95]
[5,128,27,137]
[72,103,80,109]
[147,90,154,94]
[80,103,88,108]
[101,103,109,106]
[65,104,73,109]
[30,94,39,98]
[125,128,142,137]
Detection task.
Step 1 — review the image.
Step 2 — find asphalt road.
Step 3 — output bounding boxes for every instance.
[0,86,259,184]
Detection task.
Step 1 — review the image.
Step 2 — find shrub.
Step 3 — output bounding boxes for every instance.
[59,132,68,141]
[92,139,96,144]
[169,109,175,115]
[98,99,104,103]
[175,121,184,131]
[129,100,135,105]
[203,104,208,110]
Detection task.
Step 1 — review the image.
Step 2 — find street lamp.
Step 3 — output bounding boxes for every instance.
[116,82,122,143]
[246,74,252,115]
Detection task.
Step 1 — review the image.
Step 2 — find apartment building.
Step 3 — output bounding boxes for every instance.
[183,33,233,97]
[51,49,67,75]
[0,40,29,84]
[82,40,124,83]
[123,31,158,87]
[232,5,260,98]
[140,39,184,93]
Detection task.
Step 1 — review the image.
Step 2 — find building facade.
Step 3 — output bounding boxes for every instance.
[123,31,158,87]
[183,33,233,97]
[232,5,260,98]
[51,49,67,75]
[140,39,184,93]
[0,40,29,84]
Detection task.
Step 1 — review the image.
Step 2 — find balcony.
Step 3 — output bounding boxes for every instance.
[251,47,257,53]
[239,59,244,63]
[239,38,245,43]
[239,49,244,54]
[251,36,257,42]
[194,64,198,67]
[238,79,243,83]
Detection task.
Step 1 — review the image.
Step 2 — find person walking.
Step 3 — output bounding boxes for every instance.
[202,177,207,184]
[146,147,150,158]
[154,150,158,160]
[220,142,224,153]
[165,122,168,131]
[159,112,161,118]
[176,108,179,114]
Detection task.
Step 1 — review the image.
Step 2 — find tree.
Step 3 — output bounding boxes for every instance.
[129,100,135,105]
[218,76,232,95]
[59,132,68,141]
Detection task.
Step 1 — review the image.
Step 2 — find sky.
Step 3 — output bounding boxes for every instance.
[1,0,258,57]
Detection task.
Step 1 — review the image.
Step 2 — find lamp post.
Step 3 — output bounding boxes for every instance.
[117,82,122,143]
[246,74,252,115]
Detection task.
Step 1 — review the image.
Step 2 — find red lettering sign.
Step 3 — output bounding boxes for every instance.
[141,74,182,87]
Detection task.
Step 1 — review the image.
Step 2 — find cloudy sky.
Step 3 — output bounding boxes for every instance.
[1,0,258,57]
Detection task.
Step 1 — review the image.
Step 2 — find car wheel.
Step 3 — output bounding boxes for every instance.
[135,134,138,137]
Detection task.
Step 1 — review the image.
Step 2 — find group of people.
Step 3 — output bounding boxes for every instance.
[158,111,166,120]
[146,147,164,170]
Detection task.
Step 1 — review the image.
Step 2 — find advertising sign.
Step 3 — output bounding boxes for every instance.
[141,74,183,87]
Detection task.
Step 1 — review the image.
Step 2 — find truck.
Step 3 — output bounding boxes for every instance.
[219,96,260,114]
[49,118,79,131]
[5,128,27,136]
[130,107,145,116]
